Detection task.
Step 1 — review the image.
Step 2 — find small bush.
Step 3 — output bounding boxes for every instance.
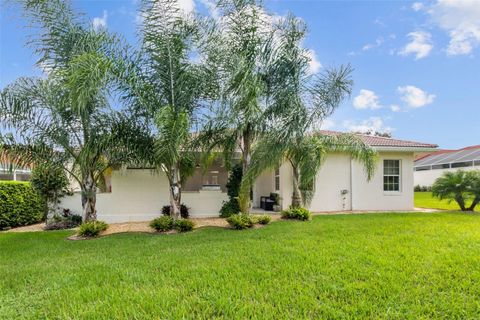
[44,209,82,230]
[255,215,271,225]
[78,221,108,237]
[161,204,190,218]
[150,216,174,232]
[226,213,255,230]
[0,181,45,230]
[219,199,241,218]
[281,207,312,221]
[175,219,195,232]
[414,185,422,192]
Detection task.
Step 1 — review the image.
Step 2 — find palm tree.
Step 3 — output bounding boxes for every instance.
[240,15,377,209]
[0,0,149,222]
[122,0,210,219]
[197,0,286,212]
[432,170,480,211]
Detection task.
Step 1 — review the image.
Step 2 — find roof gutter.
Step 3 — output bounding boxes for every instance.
[372,146,438,152]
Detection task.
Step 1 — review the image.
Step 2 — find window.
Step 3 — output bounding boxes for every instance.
[432,163,450,170]
[275,168,280,191]
[451,161,473,168]
[414,166,431,171]
[383,160,400,192]
[475,160,480,166]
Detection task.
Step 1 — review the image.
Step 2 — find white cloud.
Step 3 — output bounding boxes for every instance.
[178,0,195,14]
[343,117,393,133]
[321,119,336,130]
[353,89,382,110]
[412,2,424,11]
[362,37,384,51]
[399,31,433,59]
[397,85,436,108]
[92,10,108,30]
[428,0,480,56]
[390,104,401,112]
[306,49,322,74]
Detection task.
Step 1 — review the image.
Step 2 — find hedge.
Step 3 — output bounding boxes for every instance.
[0,181,45,230]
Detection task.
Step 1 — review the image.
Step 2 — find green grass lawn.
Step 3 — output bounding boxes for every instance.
[415,191,480,212]
[2,213,480,319]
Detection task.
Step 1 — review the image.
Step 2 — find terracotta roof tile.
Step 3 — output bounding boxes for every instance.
[319,130,438,148]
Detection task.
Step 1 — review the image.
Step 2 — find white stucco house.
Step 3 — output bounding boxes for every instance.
[414,145,480,187]
[61,132,438,222]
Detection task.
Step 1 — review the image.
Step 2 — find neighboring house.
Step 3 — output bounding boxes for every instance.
[414,145,480,187]
[60,132,437,222]
[0,152,32,181]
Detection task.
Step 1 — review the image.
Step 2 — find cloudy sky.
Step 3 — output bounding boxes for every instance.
[1,0,479,149]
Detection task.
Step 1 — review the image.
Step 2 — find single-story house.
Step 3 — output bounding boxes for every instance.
[60,132,438,222]
[414,145,480,187]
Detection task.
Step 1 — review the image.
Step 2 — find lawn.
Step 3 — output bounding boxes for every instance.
[415,191,480,212]
[2,213,480,319]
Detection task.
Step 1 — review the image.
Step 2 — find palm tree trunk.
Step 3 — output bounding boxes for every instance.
[467,197,479,211]
[81,174,97,222]
[239,131,252,213]
[291,163,302,208]
[455,195,467,211]
[170,163,181,220]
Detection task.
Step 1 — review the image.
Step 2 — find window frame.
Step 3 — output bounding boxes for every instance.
[274,168,280,191]
[383,159,402,193]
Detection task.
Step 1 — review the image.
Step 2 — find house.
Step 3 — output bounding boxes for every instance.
[60,132,437,222]
[0,151,32,181]
[414,145,480,187]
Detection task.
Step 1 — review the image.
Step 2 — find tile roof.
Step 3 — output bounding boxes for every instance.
[320,130,438,149]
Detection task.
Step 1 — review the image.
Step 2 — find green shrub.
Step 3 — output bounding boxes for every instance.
[226,213,255,230]
[0,181,45,230]
[150,216,174,232]
[255,215,271,225]
[219,198,241,218]
[78,221,108,237]
[281,207,312,221]
[175,219,195,232]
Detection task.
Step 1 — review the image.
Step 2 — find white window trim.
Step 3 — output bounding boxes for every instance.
[383,159,402,195]
[274,168,280,192]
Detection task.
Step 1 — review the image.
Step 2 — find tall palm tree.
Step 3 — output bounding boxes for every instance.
[432,170,480,211]
[198,0,285,212]
[123,0,210,219]
[240,15,377,209]
[0,0,149,222]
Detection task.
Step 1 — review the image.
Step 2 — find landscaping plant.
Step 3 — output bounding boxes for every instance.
[281,207,312,221]
[219,164,242,218]
[150,216,175,232]
[432,170,480,211]
[174,219,195,233]
[78,221,109,237]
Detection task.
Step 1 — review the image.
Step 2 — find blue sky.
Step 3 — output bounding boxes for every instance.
[1,0,479,149]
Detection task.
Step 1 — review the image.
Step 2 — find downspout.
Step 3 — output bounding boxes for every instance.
[350,157,353,211]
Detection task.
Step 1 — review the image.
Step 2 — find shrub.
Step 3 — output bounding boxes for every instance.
[44,209,82,230]
[219,198,241,218]
[0,181,45,230]
[150,216,174,232]
[78,221,108,237]
[161,204,190,218]
[255,215,271,225]
[220,164,243,218]
[175,219,195,232]
[30,163,69,218]
[414,185,421,192]
[226,213,255,230]
[281,207,312,221]
[432,170,480,211]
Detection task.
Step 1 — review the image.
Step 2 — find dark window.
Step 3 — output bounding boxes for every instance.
[414,166,431,171]
[432,163,450,170]
[474,160,480,166]
[451,161,473,168]
[384,160,400,192]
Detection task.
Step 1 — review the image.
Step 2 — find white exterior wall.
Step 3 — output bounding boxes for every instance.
[60,169,227,223]
[252,169,275,207]
[277,151,415,212]
[414,165,480,187]
[352,152,414,211]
